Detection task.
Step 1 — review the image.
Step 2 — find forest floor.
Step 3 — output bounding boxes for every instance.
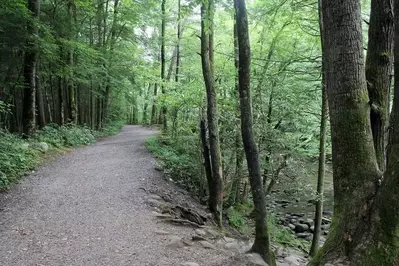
[0,126,305,266]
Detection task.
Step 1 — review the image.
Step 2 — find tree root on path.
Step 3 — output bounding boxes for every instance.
[159,218,205,228]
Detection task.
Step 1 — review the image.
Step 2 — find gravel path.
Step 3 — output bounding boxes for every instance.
[0,126,229,266]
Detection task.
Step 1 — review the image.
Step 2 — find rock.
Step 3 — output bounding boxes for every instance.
[181,263,200,266]
[275,247,285,257]
[147,199,167,208]
[30,142,49,152]
[195,229,207,236]
[305,218,314,227]
[324,230,329,235]
[199,241,216,249]
[155,230,169,235]
[322,217,332,225]
[148,194,163,201]
[225,242,241,252]
[296,233,310,239]
[294,223,309,233]
[288,224,296,230]
[224,236,236,243]
[205,228,219,238]
[284,255,301,266]
[245,253,269,266]
[290,219,297,224]
[167,236,184,248]
[310,226,315,233]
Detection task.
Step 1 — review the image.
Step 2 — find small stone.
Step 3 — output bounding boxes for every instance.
[294,223,309,233]
[290,219,297,224]
[148,194,163,201]
[30,142,49,152]
[205,228,219,237]
[310,226,315,233]
[147,199,167,208]
[225,242,241,252]
[324,230,329,235]
[288,224,296,230]
[199,241,216,249]
[305,218,314,227]
[155,230,169,235]
[167,236,184,248]
[223,236,236,243]
[275,247,284,257]
[195,229,207,236]
[296,233,310,239]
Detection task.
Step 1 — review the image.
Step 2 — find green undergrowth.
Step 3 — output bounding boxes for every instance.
[226,203,309,250]
[0,121,124,191]
[146,135,309,251]
[146,135,206,196]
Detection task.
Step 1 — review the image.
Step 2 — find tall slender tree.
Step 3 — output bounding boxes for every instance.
[160,0,167,131]
[200,0,223,224]
[234,0,275,265]
[23,0,41,136]
[309,0,328,256]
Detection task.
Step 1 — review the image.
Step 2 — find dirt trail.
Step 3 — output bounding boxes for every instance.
[0,126,230,266]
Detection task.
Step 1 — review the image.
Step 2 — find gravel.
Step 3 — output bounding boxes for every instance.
[0,126,229,266]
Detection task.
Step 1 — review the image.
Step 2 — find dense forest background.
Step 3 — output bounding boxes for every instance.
[4,0,399,265]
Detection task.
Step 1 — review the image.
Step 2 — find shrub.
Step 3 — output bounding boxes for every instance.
[37,123,95,147]
[0,131,40,189]
[94,120,125,137]
[146,135,207,196]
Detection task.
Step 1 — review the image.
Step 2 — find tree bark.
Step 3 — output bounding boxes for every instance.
[23,0,40,136]
[200,0,223,225]
[234,0,275,265]
[67,0,77,124]
[160,0,167,132]
[200,106,213,203]
[103,0,120,126]
[309,0,328,257]
[365,0,394,171]
[175,0,181,83]
[36,59,46,128]
[151,83,158,124]
[310,0,391,264]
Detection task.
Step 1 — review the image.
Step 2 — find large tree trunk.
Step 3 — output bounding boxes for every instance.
[23,0,40,136]
[365,0,394,171]
[234,0,275,265]
[309,0,399,265]
[200,0,223,225]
